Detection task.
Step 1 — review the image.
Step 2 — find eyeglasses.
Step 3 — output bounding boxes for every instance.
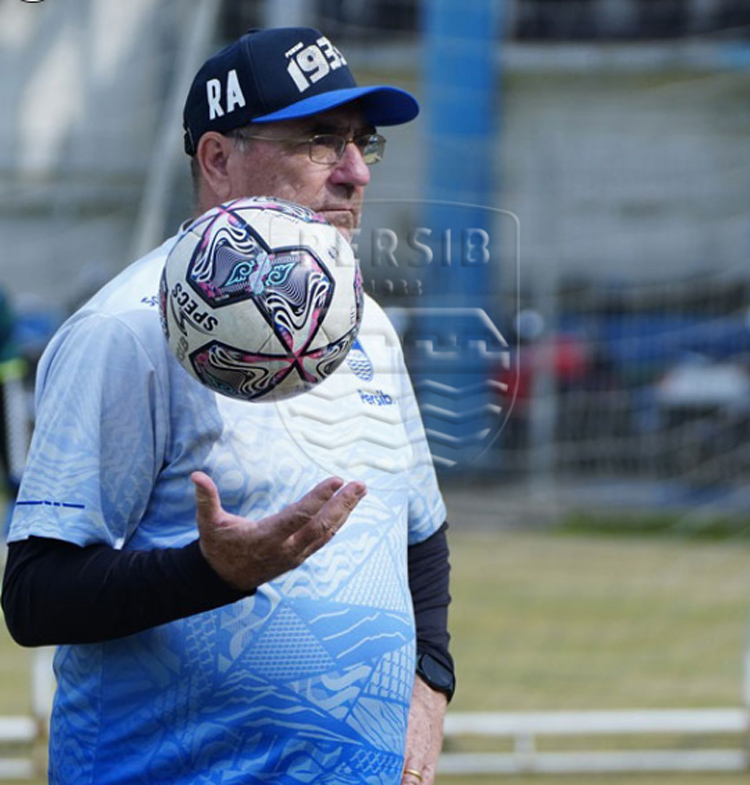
[228,129,387,165]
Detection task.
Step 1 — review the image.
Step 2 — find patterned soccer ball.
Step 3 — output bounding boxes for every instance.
[159,196,363,402]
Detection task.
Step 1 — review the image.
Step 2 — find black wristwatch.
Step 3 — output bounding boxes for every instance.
[416,652,455,702]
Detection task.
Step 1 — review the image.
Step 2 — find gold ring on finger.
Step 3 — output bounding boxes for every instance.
[403,769,423,782]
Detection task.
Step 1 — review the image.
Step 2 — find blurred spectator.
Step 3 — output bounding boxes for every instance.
[495,310,592,458]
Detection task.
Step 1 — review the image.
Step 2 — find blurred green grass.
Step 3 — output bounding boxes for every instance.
[448,529,749,713]
[558,510,750,540]
[0,527,748,784]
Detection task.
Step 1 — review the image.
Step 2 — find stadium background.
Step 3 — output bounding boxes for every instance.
[0,0,749,782]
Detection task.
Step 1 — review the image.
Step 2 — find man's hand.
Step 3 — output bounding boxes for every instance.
[192,471,366,591]
[402,675,448,785]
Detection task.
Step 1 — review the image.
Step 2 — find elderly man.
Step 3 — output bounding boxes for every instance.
[2,27,454,785]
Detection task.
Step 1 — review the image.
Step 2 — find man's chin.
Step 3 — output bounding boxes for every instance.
[320,212,358,243]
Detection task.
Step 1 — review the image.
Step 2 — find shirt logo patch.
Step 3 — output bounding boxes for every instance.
[346,339,373,381]
[358,389,395,407]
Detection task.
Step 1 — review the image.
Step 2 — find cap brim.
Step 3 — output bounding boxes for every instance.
[253,86,419,127]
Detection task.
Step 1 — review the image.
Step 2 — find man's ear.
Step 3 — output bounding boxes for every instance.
[195,132,235,205]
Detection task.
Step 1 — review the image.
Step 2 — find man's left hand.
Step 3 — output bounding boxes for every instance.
[402,675,448,785]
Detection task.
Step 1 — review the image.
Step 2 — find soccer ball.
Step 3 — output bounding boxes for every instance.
[159,196,363,402]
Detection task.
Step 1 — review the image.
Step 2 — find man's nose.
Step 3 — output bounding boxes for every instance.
[330,141,371,187]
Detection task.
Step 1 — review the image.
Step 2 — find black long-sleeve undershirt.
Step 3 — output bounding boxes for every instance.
[1,537,248,645]
[408,521,453,675]
[1,522,453,679]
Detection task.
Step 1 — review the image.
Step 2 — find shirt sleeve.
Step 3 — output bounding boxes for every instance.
[8,312,168,548]
[394,343,447,545]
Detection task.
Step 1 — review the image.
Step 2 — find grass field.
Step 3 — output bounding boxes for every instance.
[0,527,748,784]
[440,528,750,784]
[448,529,749,713]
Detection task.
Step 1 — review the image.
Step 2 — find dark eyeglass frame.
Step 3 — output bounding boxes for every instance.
[227,129,386,165]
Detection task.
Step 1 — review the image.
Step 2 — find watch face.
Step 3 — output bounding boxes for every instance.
[419,653,455,697]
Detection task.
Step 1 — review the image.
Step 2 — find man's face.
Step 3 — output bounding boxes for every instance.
[226,105,373,242]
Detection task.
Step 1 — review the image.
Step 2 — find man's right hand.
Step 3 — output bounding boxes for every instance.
[191,472,367,592]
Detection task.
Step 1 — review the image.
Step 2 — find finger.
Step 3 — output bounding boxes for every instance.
[402,767,425,785]
[295,481,367,555]
[191,471,222,526]
[417,762,436,785]
[271,476,346,537]
[318,482,367,533]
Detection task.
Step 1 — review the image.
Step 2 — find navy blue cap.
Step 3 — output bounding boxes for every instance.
[183,27,419,156]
